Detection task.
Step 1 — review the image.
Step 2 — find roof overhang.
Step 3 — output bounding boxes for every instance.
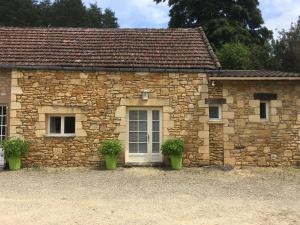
[0,65,219,73]
[209,76,300,80]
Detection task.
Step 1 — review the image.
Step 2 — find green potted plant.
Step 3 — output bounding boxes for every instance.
[161,138,184,170]
[98,139,123,170]
[1,137,30,171]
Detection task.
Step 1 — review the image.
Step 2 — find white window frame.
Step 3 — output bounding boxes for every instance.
[0,105,7,167]
[47,115,76,137]
[209,104,222,121]
[0,105,7,142]
[260,101,269,121]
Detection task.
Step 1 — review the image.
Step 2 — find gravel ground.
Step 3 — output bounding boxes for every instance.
[0,167,299,225]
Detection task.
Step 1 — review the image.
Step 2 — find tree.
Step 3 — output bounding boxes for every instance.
[0,0,40,26]
[272,17,300,73]
[217,42,274,70]
[248,44,273,70]
[217,43,251,70]
[84,4,119,28]
[154,0,272,50]
[0,0,119,28]
[50,0,87,27]
[38,0,53,27]
[102,9,119,28]
[84,3,103,28]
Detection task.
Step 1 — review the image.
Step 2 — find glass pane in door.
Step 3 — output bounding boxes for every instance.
[0,106,7,142]
[129,110,148,153]
[152,110,160,153]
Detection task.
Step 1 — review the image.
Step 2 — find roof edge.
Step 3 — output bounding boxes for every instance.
[208,70,300,80]
[197,27,222,70]
[0,65,219,73]
[209,76,300,80]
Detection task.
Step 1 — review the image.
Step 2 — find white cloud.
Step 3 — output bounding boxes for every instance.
[84,0,169,28]
[84,0,300,38]
[260,0,300,37]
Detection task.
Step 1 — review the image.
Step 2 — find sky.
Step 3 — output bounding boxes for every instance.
[83,0,300,38]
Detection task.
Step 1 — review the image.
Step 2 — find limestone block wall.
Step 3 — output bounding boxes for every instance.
[217,80,300,167]
[208,80,224,165]
[0,69,11,104]
[10,70,209,167]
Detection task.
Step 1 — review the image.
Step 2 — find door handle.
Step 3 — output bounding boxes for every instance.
[147,133,150,142]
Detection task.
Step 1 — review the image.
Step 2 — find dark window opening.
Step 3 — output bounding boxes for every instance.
[64,117,76,134]
[260,102,268,119]
[49,116,76,135]
[50,117,61,134]
[209,106,220,120]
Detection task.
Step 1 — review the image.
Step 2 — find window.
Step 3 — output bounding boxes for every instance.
[260,101,269,120]
[48,115,75,136]
[209,105,221,121]
[0,106,7,142]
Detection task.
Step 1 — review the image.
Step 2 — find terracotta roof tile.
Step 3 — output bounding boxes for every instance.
[0,27,220,70]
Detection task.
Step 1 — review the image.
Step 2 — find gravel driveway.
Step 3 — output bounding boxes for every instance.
[0,167,299,225]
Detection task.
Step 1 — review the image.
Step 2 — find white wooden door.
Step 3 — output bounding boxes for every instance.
[127,108,162,163]
[0,106,7,167]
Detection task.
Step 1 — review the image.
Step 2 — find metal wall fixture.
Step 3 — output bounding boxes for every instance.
[142,90,149,101]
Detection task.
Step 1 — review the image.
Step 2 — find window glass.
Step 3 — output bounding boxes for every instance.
[139,132,148,143]
[139,143,147,153]
[152,132,159,142]
[50,117,61,134]
[139,111,147,120]
[64,117,75,134]
[260,102,268,119]
[49,116,76,135]
[152,110,160,120]
[129,121,138,131]
[0,106,7,142]
[209,105,220,120]
[129,143,138,153]
[129,111,138,120]
[139,121,147,131]
[152,121,159,131]
[129,132,138,142]
[152,143,160,153]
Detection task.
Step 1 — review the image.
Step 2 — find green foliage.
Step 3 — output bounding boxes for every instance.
[217,42,274,70]
[154,0,272,50]
[217,42,251,70]
[272,17,300,73]
[0,0,41,26]
[99,140,123,157]
[84,5,119,28]
[248,44,274,70]
[1,137,30,159]
[101,8,119,28]
[161,138,184,156]
[84,3,103,28]
[49,0,87,27]
[0,0,119,28]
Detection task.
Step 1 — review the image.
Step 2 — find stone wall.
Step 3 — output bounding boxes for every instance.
[7,69,300,167]
[208,80,224,165]
[0,69,11,104]
[209,123,224,165]
[10,70,210,167]
[214,80,300,167]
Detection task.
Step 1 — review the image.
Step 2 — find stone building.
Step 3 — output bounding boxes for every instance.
[0,27,299,167]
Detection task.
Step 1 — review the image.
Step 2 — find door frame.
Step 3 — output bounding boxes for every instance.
[0,104,8,167]
[125,107,163,164]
